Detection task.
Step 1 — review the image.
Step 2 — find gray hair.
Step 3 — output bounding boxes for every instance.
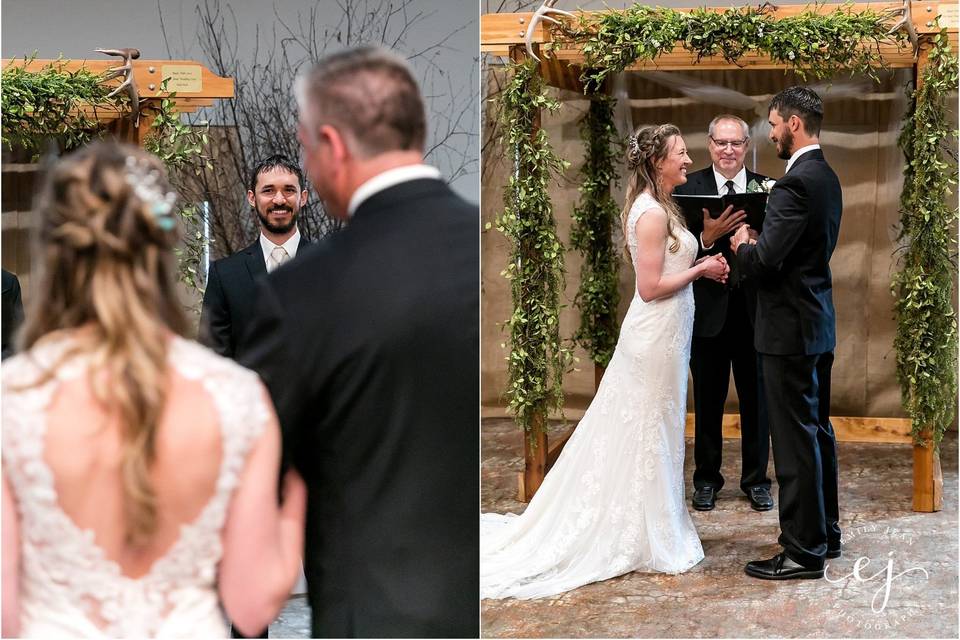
[707,115,750,140]
[294,46,426,158]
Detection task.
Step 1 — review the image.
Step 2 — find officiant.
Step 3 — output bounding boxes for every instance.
[673,115,773,512]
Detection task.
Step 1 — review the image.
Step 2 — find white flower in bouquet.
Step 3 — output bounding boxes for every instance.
[746,178,776,194]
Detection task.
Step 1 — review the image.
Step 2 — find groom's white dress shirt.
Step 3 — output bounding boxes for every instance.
[347,164,442,218]
[785,144,821,173]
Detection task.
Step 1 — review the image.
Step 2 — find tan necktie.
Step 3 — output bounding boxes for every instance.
[269,245,290,273]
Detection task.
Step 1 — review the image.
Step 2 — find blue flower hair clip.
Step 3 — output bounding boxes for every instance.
[124,156,178,231]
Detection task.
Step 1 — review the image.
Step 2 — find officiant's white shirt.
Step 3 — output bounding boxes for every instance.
[712,166,747,194]
[347,164,442,217]
[785,144,821,173]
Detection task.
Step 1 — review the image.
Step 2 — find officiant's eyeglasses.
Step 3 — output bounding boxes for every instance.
[709,137,748,149]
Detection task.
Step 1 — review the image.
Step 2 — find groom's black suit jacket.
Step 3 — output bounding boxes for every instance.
[239,178,479,638]
[200,236,311,359]
[674,166,768,337]
[737,149,841,355]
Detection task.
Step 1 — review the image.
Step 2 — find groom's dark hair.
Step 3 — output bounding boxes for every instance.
[769,86,823,136]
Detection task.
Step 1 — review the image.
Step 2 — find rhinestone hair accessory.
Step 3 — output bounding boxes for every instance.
[124,156,178,231]
[627,133,641,169]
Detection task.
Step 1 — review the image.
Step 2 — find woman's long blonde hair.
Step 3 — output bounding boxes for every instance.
[620,124,687,254]
[19,141,189,547]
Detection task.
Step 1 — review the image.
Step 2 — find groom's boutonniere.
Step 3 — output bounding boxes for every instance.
[746,178,776,194]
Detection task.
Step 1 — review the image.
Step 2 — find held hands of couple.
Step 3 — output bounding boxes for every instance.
[729,224,759,254]
[701,205,747,247]
[695,254,729,283]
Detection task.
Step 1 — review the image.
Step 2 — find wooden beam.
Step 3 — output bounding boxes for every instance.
[1,58,234,99]
[683,413,915,444]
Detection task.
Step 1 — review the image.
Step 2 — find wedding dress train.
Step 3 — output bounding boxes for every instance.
[481,192,705,600]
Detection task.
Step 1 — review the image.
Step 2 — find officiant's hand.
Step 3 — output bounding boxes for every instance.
[702,205,747,247]
[696,254,729,283]
[730,224,756,254]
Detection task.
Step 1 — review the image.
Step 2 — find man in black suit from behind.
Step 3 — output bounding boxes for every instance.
[674,115,773,513]
[200,155,310,360]
[2,269,25,360]
[240,47,478,637]
[732,86,842,580]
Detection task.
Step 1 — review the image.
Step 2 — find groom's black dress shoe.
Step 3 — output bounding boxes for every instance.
[747,486,774,511]
[826,542,842,559]
[692,487,716,511]
[744,553,824,580]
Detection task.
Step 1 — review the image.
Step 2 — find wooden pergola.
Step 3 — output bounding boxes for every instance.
[481,1,958,512]
[1,57,234,301]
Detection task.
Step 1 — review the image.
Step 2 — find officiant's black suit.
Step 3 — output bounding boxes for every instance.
[736,148,842,569]
[674,166,771,495]
[200,236,310,359]
[239,178,479,638]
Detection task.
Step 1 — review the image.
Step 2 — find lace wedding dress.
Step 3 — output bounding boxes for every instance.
[2,335,267,637]
[481,192,705,599]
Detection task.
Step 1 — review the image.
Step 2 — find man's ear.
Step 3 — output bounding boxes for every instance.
[246,190,256,208]
[299,189,309,207]
[320,124,349,162]
[788,114,803,134]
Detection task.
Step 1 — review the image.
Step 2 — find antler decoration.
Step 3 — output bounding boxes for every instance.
[95,47,142,127]
[887,0,919,60]
[525,0,576,63]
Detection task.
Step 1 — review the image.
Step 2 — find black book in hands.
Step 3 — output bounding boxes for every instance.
[673,192,767,238]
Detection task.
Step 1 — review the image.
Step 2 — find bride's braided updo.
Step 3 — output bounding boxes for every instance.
[20,141,189,547]
[620,124,686,254]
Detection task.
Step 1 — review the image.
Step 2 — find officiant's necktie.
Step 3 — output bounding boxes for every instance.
[268,245,290,273]
[724,180,736,195]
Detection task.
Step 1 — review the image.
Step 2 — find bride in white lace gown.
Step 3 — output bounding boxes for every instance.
[1,142,306,638]
[481,125,730,600]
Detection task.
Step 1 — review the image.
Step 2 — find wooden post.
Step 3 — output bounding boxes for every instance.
[509,43,551,502]
[909,42,943,513]
[595,363,605,390]
[519,414,549,501]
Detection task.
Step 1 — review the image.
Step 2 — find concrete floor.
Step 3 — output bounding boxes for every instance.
[481,418,958,638]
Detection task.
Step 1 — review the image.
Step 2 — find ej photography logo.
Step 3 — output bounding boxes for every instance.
[796,523,932,632]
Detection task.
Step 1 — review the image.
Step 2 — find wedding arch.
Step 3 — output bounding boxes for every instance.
[1,54,234,298]
[481,1,958,511]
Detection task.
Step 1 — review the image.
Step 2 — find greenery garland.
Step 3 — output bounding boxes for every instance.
[1,59,212,298]
[1,56,119,154]
[553,3,906,87]
[493,59,572,441]
[570,89,621,368]
[892,26,958,449]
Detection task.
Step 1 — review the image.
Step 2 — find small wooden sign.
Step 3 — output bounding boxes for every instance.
[161,65,203,93]
[936,3,959,28]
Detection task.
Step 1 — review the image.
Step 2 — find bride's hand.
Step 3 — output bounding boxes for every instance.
[697,254,729,283]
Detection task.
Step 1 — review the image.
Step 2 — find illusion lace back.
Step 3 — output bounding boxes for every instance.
[481,192,704,599]
[2,335,269,638]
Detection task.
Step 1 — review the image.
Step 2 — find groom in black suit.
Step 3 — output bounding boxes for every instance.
[200,155,311,360]
[675,115,773,513]
[732,87,842,580]
[240,47,478,636]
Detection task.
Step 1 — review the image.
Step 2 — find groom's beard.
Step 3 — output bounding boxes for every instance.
[776,129,795,160]
[256,204,298,234]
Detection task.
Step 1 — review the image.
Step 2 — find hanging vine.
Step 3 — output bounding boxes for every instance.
[570,89,621,369]
[892,25,958,450]
[494,59,572,441]
[548,3,907,88]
